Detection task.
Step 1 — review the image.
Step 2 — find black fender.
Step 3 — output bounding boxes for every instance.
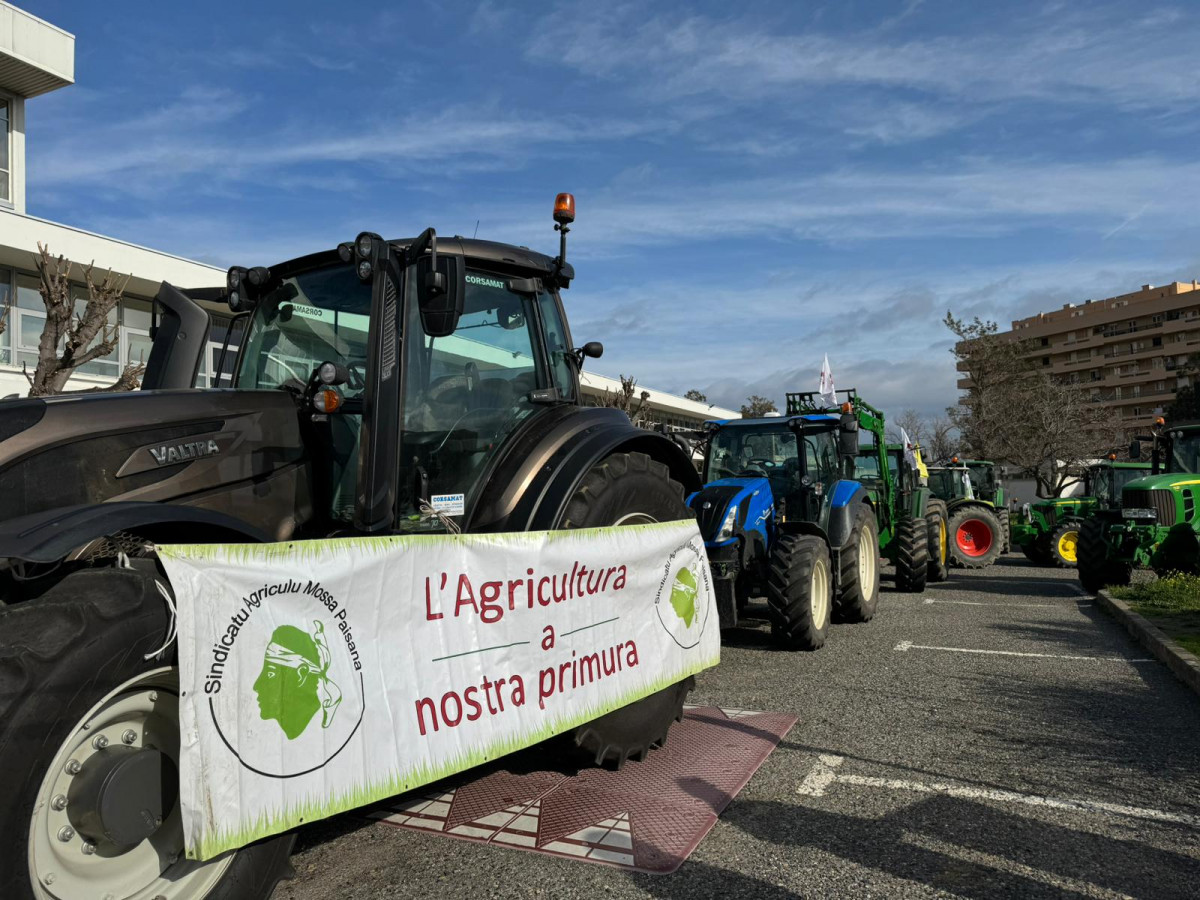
[826,483,874,551]
[0,502,269,564]
[467,406,701,533]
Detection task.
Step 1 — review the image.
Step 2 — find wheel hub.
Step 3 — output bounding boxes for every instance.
[68,745,177,849]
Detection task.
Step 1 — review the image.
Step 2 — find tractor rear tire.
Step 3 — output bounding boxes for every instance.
[0,566,295,900]
[1049,522,1080,568]
[998,509,1011,554]
[948,507,1003,569]
[766,534,833,650]
[925,500,950,583]
[560,451,694,767]
[835,505,882,620]
[892,514,929,594]
[1077,519,1132,594]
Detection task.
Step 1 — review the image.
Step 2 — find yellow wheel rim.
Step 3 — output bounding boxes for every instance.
[1057,530,1078,563]
[939,518,948,565]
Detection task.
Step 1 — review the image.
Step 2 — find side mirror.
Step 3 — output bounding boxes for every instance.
[838,429,860,459]
[1129,439,1142,460]
[574,341,603,366]
[415,253,465,338]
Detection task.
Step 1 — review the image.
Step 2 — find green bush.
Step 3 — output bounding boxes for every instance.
[1110,573,1200,611]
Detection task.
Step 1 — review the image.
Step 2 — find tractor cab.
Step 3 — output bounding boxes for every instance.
[1079,420,1200,590]
[687,406,876,647]
[926,462,1004,568]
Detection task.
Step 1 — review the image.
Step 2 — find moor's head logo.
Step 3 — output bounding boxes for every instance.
[253,621,343,740]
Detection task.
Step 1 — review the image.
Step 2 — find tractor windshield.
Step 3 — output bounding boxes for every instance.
[397,269,575,526]
[236,265,371,396]
[1169,429,1200,474]
[1095,466,1150,504]
[929,468,972,501]
[705,423,800,499]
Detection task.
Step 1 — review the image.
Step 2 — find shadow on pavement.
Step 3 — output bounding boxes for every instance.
[723,792,1200,899]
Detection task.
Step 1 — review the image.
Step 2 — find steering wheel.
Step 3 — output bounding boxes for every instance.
[737,467,769,477]
[747,457,777,469]
[345,362,367,391]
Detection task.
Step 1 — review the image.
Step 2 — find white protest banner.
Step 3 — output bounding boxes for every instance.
[158,520,718,860]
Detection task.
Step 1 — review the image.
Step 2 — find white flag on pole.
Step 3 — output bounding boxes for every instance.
[900,428,917,468]
[818,355,836,406]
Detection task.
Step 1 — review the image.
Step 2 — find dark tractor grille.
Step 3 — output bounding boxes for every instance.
[1123,489,1177,526]
[1045,506,1058,528]
[692,485,743,540]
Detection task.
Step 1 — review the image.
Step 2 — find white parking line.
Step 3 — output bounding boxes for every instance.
[798,755,1200,828]
[893,640,1153,662]
[923,598,1092,608]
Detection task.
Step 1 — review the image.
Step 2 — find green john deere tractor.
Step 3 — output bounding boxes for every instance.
[854,438,951,586]
[959,459,1009,554]
[787,391,940,591]
[1011,459,1150,567]
[927,463,1003,568]
[1078,420,1200,592]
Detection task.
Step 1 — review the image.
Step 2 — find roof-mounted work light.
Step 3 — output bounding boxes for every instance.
[227,266,251,312]
[353,232,383,282]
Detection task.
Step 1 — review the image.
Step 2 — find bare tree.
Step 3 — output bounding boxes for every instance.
[886,408,958,462]
[598,375,652,426]
[24,243,144,397]
[946,311,1123,496]
[740,395,777,417]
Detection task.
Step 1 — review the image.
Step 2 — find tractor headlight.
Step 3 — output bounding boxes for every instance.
[718,505,738,540]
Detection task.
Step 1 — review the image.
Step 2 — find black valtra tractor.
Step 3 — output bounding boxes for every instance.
[0,196,702,900]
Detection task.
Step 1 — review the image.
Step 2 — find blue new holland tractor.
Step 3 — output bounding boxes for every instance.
[686,402,880,650]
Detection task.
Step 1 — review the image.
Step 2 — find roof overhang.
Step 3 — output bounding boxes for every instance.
[0,3,74,98]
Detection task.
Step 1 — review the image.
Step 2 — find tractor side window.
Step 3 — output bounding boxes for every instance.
[536,292,576,402]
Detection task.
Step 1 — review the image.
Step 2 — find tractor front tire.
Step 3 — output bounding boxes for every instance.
[925,500,950,583]
[766,534,833,650]
[835,505,883,620]
[0,567,295,900]
[560,451,694,767]
[1049,522,1080,568]
[1077,519,1132,594]
[948,507,1003,569]
[892,514,929,594]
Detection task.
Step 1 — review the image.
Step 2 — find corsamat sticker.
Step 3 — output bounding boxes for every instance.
[159,521,719,860]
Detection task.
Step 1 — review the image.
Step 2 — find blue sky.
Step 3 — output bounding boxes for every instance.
[23,1,1200,417]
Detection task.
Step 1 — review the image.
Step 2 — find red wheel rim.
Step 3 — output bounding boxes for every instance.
[955,519,994,556]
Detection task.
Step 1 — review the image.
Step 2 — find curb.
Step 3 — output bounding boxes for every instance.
[1096,589,1200,697]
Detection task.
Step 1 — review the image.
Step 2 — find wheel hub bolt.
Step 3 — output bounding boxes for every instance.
[121,729,138,745]
[57,825,75,842]
[65,759,81,775]
[51,794,68,811]
[81,841,97,855]
[92,734,109,750]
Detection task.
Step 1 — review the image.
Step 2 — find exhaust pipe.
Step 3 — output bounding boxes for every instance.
[141,282,212,390]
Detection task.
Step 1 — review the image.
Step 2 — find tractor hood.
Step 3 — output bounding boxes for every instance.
[1122,473,1200,493]
[687,477,774,543]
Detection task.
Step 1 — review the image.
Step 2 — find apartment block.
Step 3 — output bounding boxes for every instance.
[956,281,1200,430]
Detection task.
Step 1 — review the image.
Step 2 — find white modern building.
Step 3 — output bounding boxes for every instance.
[0,3,738,427]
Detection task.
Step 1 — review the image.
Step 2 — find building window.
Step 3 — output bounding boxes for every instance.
[1040,337,1049,347]
[0,98,9,204]
[1042,356,1050,366]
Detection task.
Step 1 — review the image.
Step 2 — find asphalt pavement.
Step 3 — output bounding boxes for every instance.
[273,556,1200,899]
